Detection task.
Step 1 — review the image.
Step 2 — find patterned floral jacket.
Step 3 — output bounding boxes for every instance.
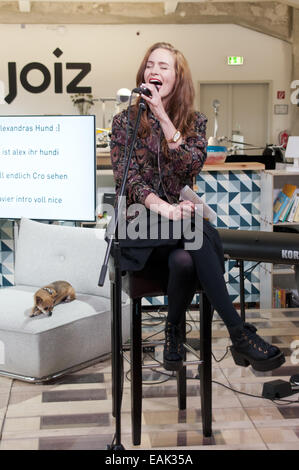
[110,108,207,208]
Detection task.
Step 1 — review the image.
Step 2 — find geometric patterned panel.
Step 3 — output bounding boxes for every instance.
[195,170,261,304]
[0,220,15,287]
[195,170,261,229]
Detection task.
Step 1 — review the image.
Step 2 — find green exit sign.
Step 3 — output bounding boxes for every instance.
[228,56,244,65]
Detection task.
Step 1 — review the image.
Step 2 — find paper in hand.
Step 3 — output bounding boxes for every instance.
[180,185,217,223]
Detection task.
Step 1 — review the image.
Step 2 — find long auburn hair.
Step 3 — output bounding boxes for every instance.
[133,42,196,143]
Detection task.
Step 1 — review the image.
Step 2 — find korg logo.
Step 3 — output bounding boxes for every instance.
[281,249,299,260]
[1,48,92,104]
[291,80,299,105]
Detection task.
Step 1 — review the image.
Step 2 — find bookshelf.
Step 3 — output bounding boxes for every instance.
[260,169,299,308]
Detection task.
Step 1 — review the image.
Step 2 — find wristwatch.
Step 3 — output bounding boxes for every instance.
[167,130,181,143]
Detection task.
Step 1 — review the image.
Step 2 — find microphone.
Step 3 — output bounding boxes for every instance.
[132,86,152,97]
[132,81,160,97]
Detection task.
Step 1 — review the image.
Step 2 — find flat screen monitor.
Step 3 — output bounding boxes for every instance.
[0,115,96,222]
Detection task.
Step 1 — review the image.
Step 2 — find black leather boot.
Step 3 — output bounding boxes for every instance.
[163,321,184,371]
[229,322,285,372]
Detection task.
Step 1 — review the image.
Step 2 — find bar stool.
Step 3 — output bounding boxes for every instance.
[110,262,213,446]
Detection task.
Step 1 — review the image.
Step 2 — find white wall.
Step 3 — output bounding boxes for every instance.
[0,23,293,141]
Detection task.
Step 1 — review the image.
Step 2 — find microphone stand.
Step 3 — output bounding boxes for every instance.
[98,97,147,450]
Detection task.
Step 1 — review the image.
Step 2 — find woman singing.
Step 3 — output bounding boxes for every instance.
[110,42,285,373]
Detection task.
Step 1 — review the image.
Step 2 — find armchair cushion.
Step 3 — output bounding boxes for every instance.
[14,218,110,299]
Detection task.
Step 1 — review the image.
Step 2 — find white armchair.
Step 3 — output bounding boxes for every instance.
[0,218,129,382]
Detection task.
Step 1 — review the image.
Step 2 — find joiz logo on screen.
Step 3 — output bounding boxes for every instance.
[1,48,92,104]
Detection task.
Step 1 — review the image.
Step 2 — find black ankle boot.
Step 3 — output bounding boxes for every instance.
[163,321,184,371]
[228,322,285,372]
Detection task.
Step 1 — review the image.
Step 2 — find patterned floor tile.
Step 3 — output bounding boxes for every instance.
[0,308,299,450]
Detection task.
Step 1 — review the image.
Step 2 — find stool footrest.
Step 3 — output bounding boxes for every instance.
[123,340,164,351]
[123,340,201,356]
[183,342,201,360]
[123,351,203,369]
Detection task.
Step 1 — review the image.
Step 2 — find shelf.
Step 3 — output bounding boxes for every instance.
[96,151,111,171]
[266,169,299,176]
[96,153,265,173]
[274,221,299,226]
[273,268,295,275]
[203,162,265,171]
[97,169,113,175]
[97,164,265,176]
[96,165,265,180]
[260,170,299,308]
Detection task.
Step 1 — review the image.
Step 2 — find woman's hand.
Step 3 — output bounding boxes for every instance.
[144,193,195,221]
[140,82,182,148]
[140,82,167,122]
[168,201,195,221]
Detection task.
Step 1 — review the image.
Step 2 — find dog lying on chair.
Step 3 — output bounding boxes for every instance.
[31,280,76,317]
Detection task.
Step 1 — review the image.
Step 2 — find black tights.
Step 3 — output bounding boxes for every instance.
[147,235,243,328]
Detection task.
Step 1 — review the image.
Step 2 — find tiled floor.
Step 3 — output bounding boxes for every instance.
[1,307,299,450]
